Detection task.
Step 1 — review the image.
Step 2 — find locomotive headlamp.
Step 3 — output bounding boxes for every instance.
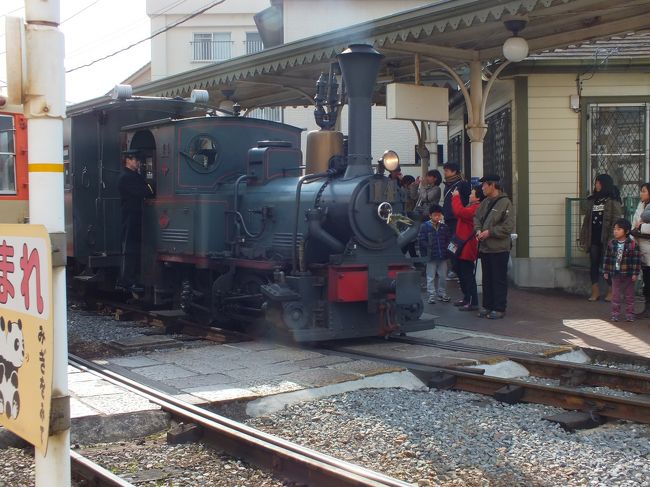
[381,150,400,172]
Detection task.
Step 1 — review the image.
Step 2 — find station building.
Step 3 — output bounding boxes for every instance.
[77,0,650,295]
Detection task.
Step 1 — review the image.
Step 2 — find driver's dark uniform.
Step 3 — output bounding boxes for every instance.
[118,165,153,290]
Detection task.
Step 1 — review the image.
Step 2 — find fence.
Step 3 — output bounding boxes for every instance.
[565,196,639,267]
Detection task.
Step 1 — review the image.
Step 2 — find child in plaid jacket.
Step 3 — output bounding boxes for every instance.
[418,204,451,303]
[602,218,641,322]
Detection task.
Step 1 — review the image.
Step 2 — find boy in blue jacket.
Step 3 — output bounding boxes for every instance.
[418,204,451,304]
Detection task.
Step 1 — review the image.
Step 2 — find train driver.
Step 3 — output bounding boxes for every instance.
[118,149,154,294]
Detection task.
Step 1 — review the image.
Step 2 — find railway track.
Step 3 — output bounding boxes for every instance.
[390,335,650,394]
[73,297,650,424]
[77,296,250,344]
[326,336,650,424]
[71,451,136,487]
[68,354,412,487]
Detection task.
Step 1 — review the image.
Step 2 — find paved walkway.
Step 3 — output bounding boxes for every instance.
[423,286,650,358]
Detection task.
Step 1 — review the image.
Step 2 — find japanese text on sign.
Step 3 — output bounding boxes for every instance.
[0,225,53,454]
[0,237,50,319]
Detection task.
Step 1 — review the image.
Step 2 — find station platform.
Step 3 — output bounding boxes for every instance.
[422,286,650,358]
[62,343,426,444]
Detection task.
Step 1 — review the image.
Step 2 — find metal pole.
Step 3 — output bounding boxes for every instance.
[24,0,70,485]
[468,60,485,182]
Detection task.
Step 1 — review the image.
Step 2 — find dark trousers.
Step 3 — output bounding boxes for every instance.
[480,251,510,312]
[589,243,612,287]
[589,243,604,284]
[457,259,478,305]
[121,218,142,287]
[447,219,458,274]
[642,266,650,300]
[402,241,417,258]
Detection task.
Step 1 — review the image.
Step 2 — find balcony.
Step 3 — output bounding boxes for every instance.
[190,40,233,62]
[245,39,264,54]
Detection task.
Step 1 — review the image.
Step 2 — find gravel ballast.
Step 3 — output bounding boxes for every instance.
[4,387,648,486]
[247,388,650,487]
[2,307,649,486]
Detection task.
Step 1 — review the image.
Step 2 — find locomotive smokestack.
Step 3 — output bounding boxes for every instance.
[337,44,383,179]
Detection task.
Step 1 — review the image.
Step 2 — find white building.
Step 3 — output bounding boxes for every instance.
[147,0,268,81]
[146,0,447,175]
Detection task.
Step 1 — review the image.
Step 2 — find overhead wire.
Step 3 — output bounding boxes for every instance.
[1,0,188,56]
[0,0,104,55]
[64,0,189,57]
[61,0,103,24]
[66,0,227,73]
[0,6,24,18]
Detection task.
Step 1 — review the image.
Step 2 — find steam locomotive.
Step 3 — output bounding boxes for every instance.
[65,44,434,341]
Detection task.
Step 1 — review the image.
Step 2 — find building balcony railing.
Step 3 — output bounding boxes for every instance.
[245,39,264,54]
[190,40,233,62]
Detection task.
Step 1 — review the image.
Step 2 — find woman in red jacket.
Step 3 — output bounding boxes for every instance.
[451,185,485,311]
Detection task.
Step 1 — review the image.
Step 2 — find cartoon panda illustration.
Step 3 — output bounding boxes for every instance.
[0,365,19,418]
[0,318,24,419]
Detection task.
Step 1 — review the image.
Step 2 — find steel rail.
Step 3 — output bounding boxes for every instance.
[326,344,650,424]
[70,451,136,487]
[69,354,412,487]
[581,347,650,368]
[388,335,565,360]
[500,356,650,394]
[389,336,650,394]
[441,371,650,424]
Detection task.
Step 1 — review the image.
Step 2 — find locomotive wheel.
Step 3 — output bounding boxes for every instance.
[281,301,309,330]
[234,272,267,299]
[396,300,424,323]
[211,272,270,330]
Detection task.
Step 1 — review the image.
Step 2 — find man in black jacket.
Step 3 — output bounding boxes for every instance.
[442,162,471,278]
[118,149,153,293]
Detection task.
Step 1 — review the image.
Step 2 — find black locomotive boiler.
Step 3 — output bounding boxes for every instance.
[65,44,434,341]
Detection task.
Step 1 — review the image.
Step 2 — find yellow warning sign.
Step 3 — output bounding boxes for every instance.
[0,224,53,453]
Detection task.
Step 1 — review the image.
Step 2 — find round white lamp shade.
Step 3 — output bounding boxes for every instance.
[503,36,529,62]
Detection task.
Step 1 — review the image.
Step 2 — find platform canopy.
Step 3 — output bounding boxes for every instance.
[72,0,650,112]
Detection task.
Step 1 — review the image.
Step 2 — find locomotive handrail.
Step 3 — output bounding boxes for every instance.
[292,170,332,274]
[233,174,266,240]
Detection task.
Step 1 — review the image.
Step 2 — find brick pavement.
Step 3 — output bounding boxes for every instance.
[424,286,650,358]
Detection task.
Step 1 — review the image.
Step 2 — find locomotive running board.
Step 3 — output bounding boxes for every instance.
[400,315,437,333]
[288,315,437,342]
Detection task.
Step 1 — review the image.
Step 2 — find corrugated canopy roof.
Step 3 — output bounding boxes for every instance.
[71,0,650,112]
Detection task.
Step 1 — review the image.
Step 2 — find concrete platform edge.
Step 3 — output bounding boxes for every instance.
[245,370,427,417]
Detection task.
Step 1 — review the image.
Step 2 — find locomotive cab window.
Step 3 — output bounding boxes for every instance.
[187,134,220,173]
[0,115,16,195]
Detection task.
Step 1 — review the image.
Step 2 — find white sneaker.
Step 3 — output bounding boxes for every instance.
[427,295,436,304]
[446,271,458,281]
[438,294,450,302]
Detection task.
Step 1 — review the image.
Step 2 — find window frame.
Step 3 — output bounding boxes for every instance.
[191,32,232,62]
[581,97,650,201]
[0,114,17,196]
